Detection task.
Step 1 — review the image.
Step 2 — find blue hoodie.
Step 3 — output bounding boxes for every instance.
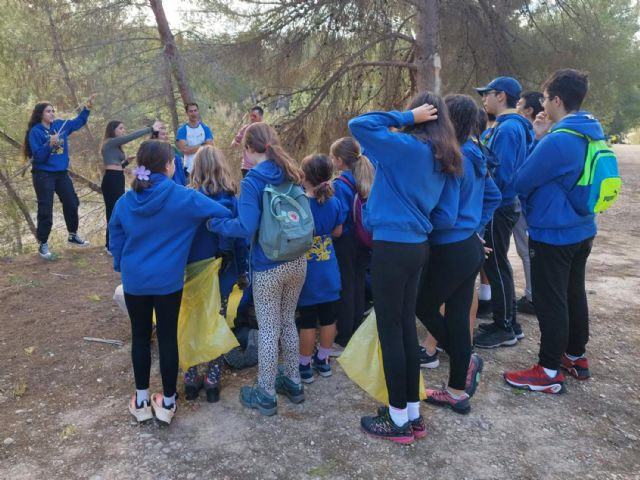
[109,173,231,295]
[430,140,502,245]
[332,170,357,236]
[207,160,291,272]
[172,148,188,186]
[485,112,534,207]
[29,108,91,172]
[515,112,599,245]
[348,111,455,243]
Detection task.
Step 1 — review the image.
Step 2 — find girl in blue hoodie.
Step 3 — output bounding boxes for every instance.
[109,140,231,425]
[181,145,249,403]
[23,94,96,260]
[207,123,307,416]
[349,92,462,444]
[329,137,375,353]
[297,153,343,383]
[417,94,502,414]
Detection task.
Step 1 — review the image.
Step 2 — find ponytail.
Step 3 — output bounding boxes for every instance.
[302,153,335,204]
[244,123,304,184]
[330,137,374,199]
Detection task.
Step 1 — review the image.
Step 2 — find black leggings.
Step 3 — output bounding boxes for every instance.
[101,170,125,249]
[372,240,429,409]
[416,235,485,390]
[334,233,370,346]
[124,289,183,397]
[297,302,336,330]
[31,170,80,244]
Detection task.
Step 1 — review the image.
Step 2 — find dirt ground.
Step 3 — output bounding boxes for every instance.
[1,146,639,480]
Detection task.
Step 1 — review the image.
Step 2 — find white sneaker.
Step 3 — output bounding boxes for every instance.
[329,342,345,358]
[129,394,153,423]
[38,242,53,260]
[151,393,176,425]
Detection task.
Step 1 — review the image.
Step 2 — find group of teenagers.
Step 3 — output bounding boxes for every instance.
[23,67,605,445]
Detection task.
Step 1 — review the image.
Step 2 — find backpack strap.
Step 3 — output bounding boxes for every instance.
[335,174,356,193]
[550,127,589,140]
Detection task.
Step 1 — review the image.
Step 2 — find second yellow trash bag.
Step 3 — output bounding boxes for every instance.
[177,257,239,371]
[337,311,426,404]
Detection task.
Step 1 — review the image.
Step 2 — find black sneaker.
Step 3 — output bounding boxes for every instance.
[478,322,524,340]
[419,346,439,369]
[474,325,517,349]
[68,232,89,247]
[183,366,203,400]
[477,299,492,318]
[516,296,536,315]
[361,407,414,445]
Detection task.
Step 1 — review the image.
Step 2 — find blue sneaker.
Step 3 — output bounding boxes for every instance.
[299,363,314,384]
[312,352,332,377]
[239,384,277,416]
[275,370,305,404]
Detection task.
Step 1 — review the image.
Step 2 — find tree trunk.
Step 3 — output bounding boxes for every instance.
[149,0,195,106]
[0,169,37,241]
[414,0,441,94]
[40,0,97,146]
[162,54,180,133]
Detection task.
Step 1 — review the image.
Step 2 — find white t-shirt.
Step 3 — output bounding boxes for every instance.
[176,122,213,173]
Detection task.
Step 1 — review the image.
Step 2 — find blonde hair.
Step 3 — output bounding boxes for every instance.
[330,137,374,199]
[189,145,237,195]
[244,122,304,184]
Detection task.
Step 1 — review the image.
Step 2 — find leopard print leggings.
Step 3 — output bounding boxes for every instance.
[253,256,307,395]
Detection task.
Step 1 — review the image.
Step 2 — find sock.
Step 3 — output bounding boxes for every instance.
[388,406,408,427]
[136,389,149,407]
[317,346,331,361]
[407,401,420,421]
[566,354,583,361]
[479,283,491,301]
[446,389,467,400]
[543,367,558,378]
[299,354,311,366]
[163,393,176,408]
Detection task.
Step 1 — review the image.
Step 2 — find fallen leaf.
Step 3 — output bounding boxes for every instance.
[88,294,101,302]
[61,425,77,440]
[24,346,35,355]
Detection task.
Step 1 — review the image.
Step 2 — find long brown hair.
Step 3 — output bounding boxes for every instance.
[330,137,374,198]
[243,122,303,184]
[404,91,462,176]
[301,153,335,204]
[190,145,237,195]
[131,140,174,192]
[101,120,124,153]
[22,102,52,159]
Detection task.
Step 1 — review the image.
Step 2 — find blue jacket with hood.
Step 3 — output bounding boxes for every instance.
[515,112,599,245]
[207,159,293,272]
[348,111,457,243]
[109,173,231,295]
[430,140,502,245]
[485,111,534,207]
[29,108,91,172]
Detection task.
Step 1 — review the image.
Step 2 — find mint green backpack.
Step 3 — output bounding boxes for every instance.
[258,182,314,261]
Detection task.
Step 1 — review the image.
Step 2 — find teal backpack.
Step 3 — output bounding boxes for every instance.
[258,182,314,261]
[552,128,622,215]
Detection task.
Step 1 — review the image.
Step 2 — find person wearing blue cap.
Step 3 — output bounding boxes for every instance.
[473,76,535,349]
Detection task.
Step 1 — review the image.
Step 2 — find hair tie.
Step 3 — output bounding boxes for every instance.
[133,166,151,181]
[357,154,362,160]
[265,143,271,150]
[315,180,331,190]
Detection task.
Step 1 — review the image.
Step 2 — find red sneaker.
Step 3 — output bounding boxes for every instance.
[503,364,566,394]
[560,354,591,380]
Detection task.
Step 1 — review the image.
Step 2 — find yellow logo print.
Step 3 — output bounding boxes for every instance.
[306,235,332,261]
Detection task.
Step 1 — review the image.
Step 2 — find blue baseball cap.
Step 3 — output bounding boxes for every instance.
[475,76,522,99]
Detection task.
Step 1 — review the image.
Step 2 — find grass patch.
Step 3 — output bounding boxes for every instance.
[11,381,27,398]
[7,274,41,288]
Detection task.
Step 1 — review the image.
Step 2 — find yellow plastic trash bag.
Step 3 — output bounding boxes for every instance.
[338,311,426,404]
[225,284,244,328]
[177,257,239,371]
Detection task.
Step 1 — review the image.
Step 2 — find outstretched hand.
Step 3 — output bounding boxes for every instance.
[86,93,97,109]
[411,103,438,124]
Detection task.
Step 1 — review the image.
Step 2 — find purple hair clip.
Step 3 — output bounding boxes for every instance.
[133,166,151,181]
